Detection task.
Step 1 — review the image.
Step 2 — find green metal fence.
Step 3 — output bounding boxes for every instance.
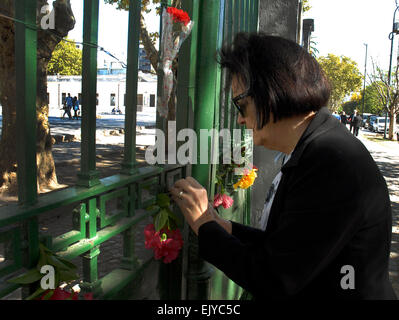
[0,0,258,300]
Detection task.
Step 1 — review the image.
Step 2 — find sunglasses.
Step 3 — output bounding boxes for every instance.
[232,91,250,116]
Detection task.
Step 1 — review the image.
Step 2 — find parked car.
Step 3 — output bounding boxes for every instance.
[372,117,390,133]
[362,113,373,128]
[368,115,378,131]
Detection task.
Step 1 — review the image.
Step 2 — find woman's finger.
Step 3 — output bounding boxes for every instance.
[185,176,203,189]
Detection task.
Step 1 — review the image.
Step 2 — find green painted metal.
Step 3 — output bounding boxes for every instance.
[78,0,100,187]
[0,167,162,227]
[15,0,37,206]
[187,0,224,300]
[81,245,101,295]
[122,0,141,175]
[98,187,129,228]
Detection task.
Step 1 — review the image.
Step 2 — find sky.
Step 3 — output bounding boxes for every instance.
[303,0,398,76]
[66,0,399,79]
[67,0,159,67]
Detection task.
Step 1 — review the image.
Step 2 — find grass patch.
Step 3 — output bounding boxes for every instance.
[362,133,398,146]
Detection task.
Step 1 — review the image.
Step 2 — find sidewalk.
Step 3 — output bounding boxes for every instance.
[356,128,399,297]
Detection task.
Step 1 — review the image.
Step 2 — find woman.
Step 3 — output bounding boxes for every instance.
[169,33,396,300]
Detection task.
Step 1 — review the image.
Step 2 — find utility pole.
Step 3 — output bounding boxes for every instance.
[361,43,368,117]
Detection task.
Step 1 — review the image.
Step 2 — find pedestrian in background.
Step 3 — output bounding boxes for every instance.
[64,93,73,119]
[349,110,357,133]
[340,111,347,127]
[352,110,362,137]
[72,96,80,120]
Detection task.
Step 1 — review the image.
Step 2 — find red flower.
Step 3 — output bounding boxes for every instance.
[213,193,234,209]
[83,292,94,300]
[144,224,183,263]
[39,287,78,300]
[166,7,191,26]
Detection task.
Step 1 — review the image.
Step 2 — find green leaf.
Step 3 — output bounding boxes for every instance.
[36,247,49,271]
[7,268,42,285]
[25,287,48,301]
[39,243,53,254]
[154,209,169,232]
[41,290,55,300]
[47,255,74,271]
[58,270,79,282]
[146,204,160,212]
[55,256,78,270]
[156,193,170,208]
[166,208,182,225]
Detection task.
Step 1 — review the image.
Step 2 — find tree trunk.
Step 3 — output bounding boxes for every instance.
[0,0,75,195]
[389,111,396,140]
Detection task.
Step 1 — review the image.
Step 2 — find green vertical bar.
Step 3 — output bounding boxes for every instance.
[81,246,100,295]
[121,226,138,270]
[122,0,141,175]
[187,0,224,301]
[254,0,259,32]
[223,0,233,132]
[240,0,245,31]
[27,218,39,268]
[78,0,100,187]
[15,0,37,206]
[87,198,97,239]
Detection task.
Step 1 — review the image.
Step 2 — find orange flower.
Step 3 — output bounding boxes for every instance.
[233,168,258,190]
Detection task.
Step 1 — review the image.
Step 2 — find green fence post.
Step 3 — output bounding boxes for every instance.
[15,0,37,206]
[15,1,40,298]
[77,0,100,187]
[186,0,225,300]
[121,0,141,175]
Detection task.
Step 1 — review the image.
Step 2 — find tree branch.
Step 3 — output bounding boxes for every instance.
[140,12,159,71]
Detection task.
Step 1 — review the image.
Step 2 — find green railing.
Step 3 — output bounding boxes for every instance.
[0,0,258,300]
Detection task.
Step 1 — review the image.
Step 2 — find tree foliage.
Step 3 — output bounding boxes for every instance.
[317,54,362,112]
[367,58,399,139]
[47,39,82,76]
[303,0,311,12]
[341,84,383,115]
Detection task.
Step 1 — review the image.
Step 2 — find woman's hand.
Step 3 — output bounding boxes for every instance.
[169,177,215,235]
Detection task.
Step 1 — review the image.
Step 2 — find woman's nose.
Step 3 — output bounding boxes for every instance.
[237,113,246,125]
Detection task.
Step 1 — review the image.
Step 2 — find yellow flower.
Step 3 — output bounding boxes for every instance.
[233,168,258,190]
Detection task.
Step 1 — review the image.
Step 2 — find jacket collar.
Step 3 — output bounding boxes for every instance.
[281,107,338,171]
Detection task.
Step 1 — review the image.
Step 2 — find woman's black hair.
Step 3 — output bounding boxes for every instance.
[217,32,331,129]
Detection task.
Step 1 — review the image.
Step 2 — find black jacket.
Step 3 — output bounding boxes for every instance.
[353,115,363,128]
[198,107,396,300]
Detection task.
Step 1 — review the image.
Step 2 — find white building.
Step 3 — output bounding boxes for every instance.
[47,71,158,117]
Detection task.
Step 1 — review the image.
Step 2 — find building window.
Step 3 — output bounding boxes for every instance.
[150,94,155,107]
[137,94,143,106]
[110,93,116,106]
